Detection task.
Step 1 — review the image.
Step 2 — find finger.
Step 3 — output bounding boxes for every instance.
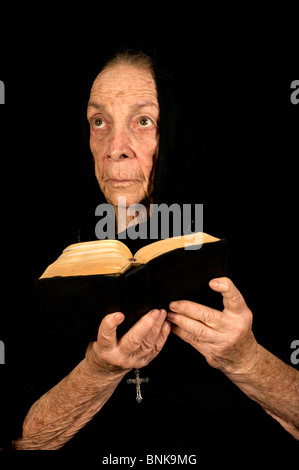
[170,320,218,349]
[167,312,218,343]
[169,300,221,329]
[120,309,167,354]
[97,312,125,350]
[154,319,172,354]
[209,277,248,314]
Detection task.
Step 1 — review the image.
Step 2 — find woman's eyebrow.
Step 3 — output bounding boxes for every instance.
[87,101,107,112]
[87,100,159,118]
[129,101,159,111]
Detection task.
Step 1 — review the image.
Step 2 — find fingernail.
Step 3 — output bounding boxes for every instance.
[169,301,178,310]
[114,312,124,321]
[150,309,161,319]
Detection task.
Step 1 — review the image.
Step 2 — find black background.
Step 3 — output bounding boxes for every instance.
[0,11,298,464]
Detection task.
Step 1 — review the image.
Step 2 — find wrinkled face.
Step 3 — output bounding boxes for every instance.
[87,64,159,208]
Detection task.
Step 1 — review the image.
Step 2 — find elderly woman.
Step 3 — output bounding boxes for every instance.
[8,49,299,455]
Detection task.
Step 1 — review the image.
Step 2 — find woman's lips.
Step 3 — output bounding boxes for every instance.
[109,179,137,185]
[108,178,137,184]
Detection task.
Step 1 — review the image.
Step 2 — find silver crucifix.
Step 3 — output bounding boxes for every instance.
[126,369,149,403]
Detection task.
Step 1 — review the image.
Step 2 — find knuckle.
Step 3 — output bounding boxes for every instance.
[98,325,110,339]
[185,324,204,347]
[204,308,215,324]
[192,333,203,348]
[196,321,205,337]
[224,290,247,314]
[230,290,242,306]
[183,330,197,346]
[176,314,185,327]
[98,315,114,337]
[140,337,153,352]
[233,316,251,339]
[98,327,112,346]
[128,334,140,349]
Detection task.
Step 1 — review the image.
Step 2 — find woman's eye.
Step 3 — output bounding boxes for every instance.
[93,118,106,128]
[138,117,153,127]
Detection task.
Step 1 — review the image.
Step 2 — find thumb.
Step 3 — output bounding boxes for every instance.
[97,312,125,350]
[209,277,247,314]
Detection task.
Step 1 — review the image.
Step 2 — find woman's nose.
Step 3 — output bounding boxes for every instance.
[108,126,133,161]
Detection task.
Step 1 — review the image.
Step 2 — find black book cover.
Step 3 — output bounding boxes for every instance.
[36,239,227,380]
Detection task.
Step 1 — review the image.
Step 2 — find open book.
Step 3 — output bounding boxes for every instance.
[39,232,218,278]
[37,232,227,381]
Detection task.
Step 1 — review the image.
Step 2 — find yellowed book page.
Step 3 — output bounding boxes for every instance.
[134,232,219,264]
[39,240,133,278]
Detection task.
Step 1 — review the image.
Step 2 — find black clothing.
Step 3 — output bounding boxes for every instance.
[2,211,298,461]
[1,47,298,462]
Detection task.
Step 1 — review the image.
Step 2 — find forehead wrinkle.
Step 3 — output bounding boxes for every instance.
[89,88,158,103]
[87,100,158,110]
[89,74,157,104]
[88,66,159,118]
